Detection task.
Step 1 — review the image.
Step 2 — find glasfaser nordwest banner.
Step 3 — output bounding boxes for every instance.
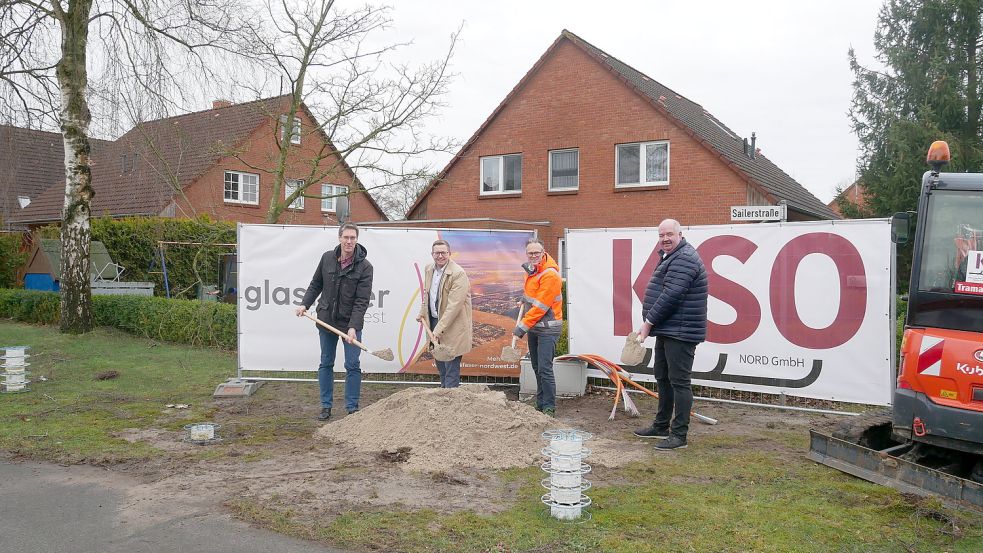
[566,220,895,405]
[238,225,534,377]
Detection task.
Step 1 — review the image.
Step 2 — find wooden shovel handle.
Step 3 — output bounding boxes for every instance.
[510,303,525,348]
[303,312,368,352]
[422,321,438,345]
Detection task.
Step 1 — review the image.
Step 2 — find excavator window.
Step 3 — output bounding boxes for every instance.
[917,190,983,293]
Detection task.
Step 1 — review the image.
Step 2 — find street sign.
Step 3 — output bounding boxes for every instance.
[730,205,785,221]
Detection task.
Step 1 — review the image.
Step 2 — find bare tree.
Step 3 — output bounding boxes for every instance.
[234,0,458,223]
[0,0,243,333]
[373,174,430,220]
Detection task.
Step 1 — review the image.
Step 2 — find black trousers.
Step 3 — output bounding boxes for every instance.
[652,336,697,439]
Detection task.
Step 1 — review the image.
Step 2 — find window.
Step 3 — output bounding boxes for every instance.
[321,184,349,212]
[285,179,304,209]
[549,149,579,191]
[916,189,983,293]
[480,154,522,194]
[616,141,669,187]
[224,171,259,204]
[279,115,301,145]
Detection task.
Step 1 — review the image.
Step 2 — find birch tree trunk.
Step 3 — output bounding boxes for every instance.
[55,0,94,333]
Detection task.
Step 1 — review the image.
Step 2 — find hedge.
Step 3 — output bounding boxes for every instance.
[87,216,236,300]
[0,289,236,349]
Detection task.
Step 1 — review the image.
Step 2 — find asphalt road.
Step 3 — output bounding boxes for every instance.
[0,460,343,553]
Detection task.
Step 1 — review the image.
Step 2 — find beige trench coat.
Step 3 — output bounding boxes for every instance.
[418,259,473,358]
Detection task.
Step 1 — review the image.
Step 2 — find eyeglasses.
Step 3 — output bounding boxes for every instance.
[432,251,449,257]
[526,250,544,257]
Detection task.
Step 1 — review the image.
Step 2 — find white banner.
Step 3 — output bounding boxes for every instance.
[238,225,534,376]
[566,220,895,405]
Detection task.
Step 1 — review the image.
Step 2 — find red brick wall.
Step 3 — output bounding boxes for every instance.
[410,39,754,251]
[827,182,867,218]
[179,108,383,225]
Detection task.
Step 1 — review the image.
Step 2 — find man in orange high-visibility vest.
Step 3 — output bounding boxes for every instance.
[514,238,564,417]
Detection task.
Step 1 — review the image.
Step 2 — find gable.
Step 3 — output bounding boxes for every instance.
[409,31,837,220]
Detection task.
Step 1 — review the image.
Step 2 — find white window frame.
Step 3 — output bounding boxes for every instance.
[279,115,301,145]
[615,141,670,188]
[479,153,522,195]
[285,179,305,210]
[224,170,259,205]
[548,148,580,191]
[321,184,349,213]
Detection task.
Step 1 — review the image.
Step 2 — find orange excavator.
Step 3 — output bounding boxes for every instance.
[809,141,982,507]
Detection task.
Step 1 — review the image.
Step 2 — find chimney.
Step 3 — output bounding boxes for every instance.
[750,132,757,159]
[212,99,232,109]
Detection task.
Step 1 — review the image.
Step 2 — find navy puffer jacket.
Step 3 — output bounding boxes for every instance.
[641,238,708,343]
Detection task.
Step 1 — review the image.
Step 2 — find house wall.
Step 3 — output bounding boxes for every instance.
[408,39,755,251]
[828,182,867,217]
[179,109,382,225]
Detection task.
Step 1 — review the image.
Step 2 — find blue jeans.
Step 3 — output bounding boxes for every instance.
[527,332,558,410]
[436,356,462,388]
[317,327,362,411]
[429,314,461,388]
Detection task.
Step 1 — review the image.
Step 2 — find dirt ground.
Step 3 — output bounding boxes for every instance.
[99,381,843,528]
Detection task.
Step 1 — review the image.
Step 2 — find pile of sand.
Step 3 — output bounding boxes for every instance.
[316,384,645,471]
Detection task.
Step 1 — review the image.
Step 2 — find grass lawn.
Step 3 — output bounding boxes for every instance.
[0,320,236,462]
[2,320,982,552]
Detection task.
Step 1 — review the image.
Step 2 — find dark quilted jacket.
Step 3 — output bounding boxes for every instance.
[300,243,374,330]
[641,238,708,343]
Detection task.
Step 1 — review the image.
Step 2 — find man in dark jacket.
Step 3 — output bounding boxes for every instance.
[295,223,374,421]
[633,219,708,450]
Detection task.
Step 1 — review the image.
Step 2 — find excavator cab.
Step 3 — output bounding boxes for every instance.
[894,164,983,457]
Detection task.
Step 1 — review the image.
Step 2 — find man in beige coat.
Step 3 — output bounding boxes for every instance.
[416,239,473,387]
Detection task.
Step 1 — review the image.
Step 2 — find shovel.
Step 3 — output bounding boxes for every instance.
[422,323,456,362]
[500,304,525,363]
[303,312,394,361]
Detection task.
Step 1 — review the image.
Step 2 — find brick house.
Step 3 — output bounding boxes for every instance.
[7,96,385,227]
[828,181,868,217]
[0,125,111,226]
[404,30,836,262]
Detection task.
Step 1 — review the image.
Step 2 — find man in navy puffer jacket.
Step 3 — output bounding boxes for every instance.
[633,219,708,450]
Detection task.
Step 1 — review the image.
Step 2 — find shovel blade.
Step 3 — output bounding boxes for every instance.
[500,347,521,363]
[373,349,395,361]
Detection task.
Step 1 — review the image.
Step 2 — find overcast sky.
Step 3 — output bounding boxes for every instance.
[382,0,886,204]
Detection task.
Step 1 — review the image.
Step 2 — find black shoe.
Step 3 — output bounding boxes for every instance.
[655,435,688,450]
[318,407,331,421]
[633,425,670,439]
[347,408,359,415]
